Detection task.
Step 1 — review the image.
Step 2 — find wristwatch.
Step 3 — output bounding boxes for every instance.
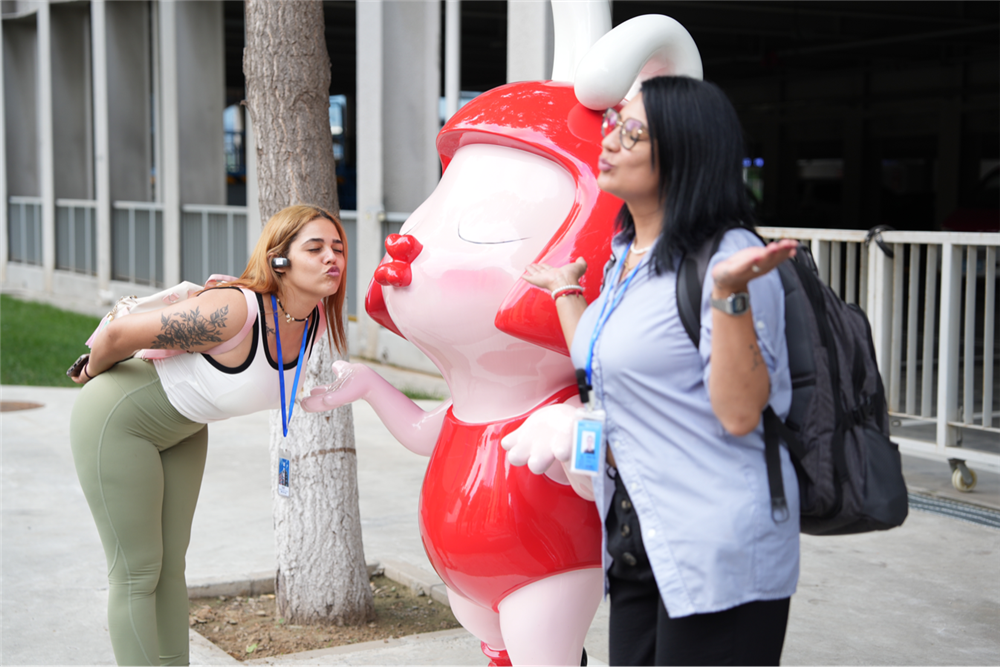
[711,291,750,316]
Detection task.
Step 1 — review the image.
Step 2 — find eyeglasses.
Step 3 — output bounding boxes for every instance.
[601,108,647,150]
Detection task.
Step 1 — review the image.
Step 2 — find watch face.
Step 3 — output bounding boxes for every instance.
[731,293,750,314]
[711,291,751,315]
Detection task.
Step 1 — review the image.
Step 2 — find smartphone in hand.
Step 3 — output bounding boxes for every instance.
[67,353,90,379]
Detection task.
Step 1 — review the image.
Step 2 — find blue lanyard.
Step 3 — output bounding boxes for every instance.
[271,295,310,438]
[585,245,644,389]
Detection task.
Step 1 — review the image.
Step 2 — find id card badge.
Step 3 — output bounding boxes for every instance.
[571,407,605,476]
[277,452,290,497]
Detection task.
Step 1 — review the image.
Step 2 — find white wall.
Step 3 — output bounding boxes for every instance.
[382,0,440,213]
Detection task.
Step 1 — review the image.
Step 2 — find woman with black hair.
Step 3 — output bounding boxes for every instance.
[510,75,801,665]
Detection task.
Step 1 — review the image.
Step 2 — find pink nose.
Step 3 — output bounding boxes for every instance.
[374,234,423,287]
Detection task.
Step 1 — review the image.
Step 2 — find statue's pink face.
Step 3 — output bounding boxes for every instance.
[364,81,619,419]
[384,144,575,364]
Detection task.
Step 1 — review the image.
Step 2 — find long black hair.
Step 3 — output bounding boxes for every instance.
[616,76,755,274]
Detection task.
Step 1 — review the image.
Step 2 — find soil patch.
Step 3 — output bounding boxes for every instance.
[189,575,461,661]
[0,401,43,412]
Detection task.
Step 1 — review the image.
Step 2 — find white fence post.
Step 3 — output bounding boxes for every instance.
[937,243,962,447]
[868,241,894,390]
[905,243,920,415]
[920,244,938,418]
[963,245,978,425]
[889,242,905,411]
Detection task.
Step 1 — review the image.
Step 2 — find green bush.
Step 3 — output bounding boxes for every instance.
[1,295,100,387]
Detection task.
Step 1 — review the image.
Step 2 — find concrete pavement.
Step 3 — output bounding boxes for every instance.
[2,376,999,665]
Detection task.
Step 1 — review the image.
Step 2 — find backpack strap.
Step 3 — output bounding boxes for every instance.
[678,226,799,523]
[763,408,791,522]
[676,228,729,350]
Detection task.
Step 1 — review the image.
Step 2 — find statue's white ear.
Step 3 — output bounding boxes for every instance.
[574,14,703,111]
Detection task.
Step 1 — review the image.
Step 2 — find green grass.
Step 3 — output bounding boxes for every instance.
[401,387,444,401]
[0,295,101,387]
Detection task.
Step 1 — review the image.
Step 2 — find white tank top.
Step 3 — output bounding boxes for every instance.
[154,290,322,423]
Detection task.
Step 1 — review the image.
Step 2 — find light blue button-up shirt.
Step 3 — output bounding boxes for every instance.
[570,228,799,618]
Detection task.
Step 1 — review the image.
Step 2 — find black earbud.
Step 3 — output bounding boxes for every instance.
[270,257,290,269]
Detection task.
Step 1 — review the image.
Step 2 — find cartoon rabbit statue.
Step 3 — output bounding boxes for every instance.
[302,11,703,666]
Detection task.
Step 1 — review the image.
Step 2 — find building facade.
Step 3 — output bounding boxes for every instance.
[3,0,997,367]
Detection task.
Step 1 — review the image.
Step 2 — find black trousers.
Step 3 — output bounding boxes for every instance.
[606,470,791,666]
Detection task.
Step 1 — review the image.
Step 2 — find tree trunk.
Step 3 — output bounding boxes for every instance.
[244,0,374,626]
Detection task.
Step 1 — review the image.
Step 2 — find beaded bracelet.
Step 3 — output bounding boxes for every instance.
[551,284,584,300]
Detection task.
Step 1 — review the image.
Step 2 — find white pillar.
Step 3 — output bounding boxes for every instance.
[383,0,439,212]
[356,0,385,358]
[159,0,181,286]
[507,0,553,83]
[444,0,460,121]
[38,0,55,291]
[91,0,111,293]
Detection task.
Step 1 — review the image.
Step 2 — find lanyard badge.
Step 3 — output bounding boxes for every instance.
[277,450,291,497]
[571,244,642,476]
[271,294,310,497]
[571,406,605,476]
[572,367,603,476]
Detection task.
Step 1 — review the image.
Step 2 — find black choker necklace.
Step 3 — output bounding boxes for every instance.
[277,298,309,324]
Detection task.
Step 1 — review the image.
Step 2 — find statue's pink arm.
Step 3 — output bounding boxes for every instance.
[301,361,448,457]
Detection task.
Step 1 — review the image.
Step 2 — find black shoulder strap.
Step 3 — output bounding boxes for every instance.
[676,227,731,350]
[678,226,800,523]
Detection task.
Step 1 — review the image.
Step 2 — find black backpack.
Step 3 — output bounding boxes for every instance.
[677,229,909,535]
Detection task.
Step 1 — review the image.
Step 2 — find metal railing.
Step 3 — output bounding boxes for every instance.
[180,204,249,283]
[112,201,164,286]
[759,226,1000,478]
[6,193,994,480]
[55,199,98,275]
[7,196,43,265]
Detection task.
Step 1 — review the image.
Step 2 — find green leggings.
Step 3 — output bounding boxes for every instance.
[71,358,208,666]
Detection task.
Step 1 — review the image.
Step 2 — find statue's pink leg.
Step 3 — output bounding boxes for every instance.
[497,568,604,666]
[447,587,510,665]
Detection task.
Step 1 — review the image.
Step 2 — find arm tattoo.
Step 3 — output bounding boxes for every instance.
[749,343,762,372]
[150,306,229,350]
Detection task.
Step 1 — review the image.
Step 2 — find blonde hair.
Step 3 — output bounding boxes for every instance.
[225,204,348,354]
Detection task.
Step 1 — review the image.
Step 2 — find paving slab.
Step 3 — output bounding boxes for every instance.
[2,383,998,666]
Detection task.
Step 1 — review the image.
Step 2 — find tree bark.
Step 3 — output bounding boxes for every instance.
[244,0,374,626]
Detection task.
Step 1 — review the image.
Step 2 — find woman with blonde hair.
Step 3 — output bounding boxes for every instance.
[69,204,347,665]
